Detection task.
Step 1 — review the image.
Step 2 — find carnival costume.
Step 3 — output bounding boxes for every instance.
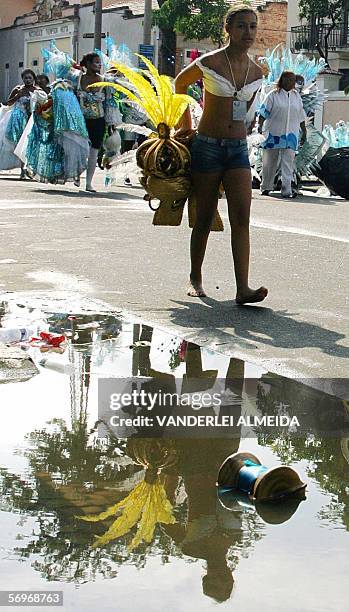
[251,46,326,187]
[251,46,349,199]
[0,91,32,171]
[76,73,122,151]
[92,53,221,227]
[95,38,146,177]
[24,43,89,184]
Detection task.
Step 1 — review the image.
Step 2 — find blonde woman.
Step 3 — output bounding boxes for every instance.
[175,2,268,304]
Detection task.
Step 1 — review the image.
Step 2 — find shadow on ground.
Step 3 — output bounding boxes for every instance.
[32,189,143,201]
[261,193,341,206]
[168,297,349,358]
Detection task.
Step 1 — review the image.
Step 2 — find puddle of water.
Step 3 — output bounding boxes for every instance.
[0,297,348,612]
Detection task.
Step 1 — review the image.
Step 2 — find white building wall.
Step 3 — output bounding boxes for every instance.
[77,5,159,67]
[287,0,302,46]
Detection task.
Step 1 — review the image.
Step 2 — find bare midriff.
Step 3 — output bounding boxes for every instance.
[197,90,248,139]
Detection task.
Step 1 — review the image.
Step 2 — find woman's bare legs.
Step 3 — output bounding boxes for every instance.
[86,147,99,192]
[188,170,222,297]
[223,168,268,304]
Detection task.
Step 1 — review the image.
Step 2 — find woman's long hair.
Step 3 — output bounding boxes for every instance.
[277,71,296,91]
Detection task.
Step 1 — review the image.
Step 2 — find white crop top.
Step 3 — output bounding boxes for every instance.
[195,56,262,101]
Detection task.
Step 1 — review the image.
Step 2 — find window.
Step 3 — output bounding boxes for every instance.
[339,69,349,91]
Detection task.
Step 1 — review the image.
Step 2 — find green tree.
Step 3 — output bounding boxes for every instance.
[154,0,230,46]
[298,0,345,65]
[153,0,230,75]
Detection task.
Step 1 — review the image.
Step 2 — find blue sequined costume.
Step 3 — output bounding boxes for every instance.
[6,96,31,145]
[0,95,31,170]
[26,80,89,184]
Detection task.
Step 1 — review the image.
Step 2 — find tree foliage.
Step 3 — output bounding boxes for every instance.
[299,0,344,24]
[298,0,345,63]
[153,0,231,46]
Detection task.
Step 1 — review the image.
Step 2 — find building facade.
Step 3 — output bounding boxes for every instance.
[0,1,35,29]
[0,1,160,102]
[175,0,288,72]
[287,0,349,126]
[288,0,349,85]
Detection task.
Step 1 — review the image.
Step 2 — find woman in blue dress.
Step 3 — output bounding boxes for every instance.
[0,69,39,177]
[25,47,89,185]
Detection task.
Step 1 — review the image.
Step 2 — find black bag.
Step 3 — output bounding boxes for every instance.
[316,147,349,200]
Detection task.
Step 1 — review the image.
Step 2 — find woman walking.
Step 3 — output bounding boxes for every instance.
[175,2,268,304]
[77,53,121,192]
[259,71,307,198]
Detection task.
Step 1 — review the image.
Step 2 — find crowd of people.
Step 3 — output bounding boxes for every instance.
[0,1,319,305]
[0,46,145,192]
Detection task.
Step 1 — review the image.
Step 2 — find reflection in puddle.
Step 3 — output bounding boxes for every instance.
[0,298,348,610]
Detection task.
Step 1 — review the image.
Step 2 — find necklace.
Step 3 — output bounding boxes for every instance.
[224,49,250,99]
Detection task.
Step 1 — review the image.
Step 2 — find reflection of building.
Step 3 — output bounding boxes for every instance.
[0,1,160,102]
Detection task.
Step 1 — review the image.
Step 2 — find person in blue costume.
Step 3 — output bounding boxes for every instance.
[77,52,122,192]
[25,45,89,185]
[0,69,40,177]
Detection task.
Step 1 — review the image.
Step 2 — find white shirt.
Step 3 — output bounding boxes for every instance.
[259,89,306,150]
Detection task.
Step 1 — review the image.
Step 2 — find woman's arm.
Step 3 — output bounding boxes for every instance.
[174,62,203,132]
[7,86,23,106]
[300,120,307,145]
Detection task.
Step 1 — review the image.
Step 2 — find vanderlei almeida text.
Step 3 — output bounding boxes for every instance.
[109,414,300,427]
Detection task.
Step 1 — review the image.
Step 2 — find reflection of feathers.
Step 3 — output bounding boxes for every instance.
[77,477,176,550]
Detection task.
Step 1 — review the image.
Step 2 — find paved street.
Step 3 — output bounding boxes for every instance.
[0,169,348,388]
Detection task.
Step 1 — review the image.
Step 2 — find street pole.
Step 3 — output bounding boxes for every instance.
[94,0,103,50]
[143,0,152,45]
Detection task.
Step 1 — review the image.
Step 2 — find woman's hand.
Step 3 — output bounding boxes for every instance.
[174,127,196,145]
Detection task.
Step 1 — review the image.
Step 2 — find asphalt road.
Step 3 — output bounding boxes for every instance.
[0,168,348,392]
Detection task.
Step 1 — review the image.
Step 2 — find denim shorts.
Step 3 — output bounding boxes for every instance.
[191,133,250,173]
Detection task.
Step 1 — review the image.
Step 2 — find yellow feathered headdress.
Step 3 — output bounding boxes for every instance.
[95,54,194,131]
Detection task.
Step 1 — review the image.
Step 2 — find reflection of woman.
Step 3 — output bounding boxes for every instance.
[175,3,267,304]
[77,53,121,192]
[258,71,307,198]
[0,69,39,177]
